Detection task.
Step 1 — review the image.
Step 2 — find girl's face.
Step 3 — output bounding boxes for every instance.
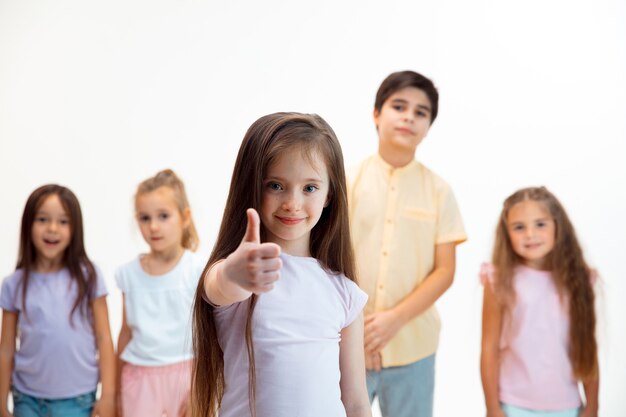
[135,186,189,255]
[506,200,556,270]
[261,146,330,257]
[31,194,72,270]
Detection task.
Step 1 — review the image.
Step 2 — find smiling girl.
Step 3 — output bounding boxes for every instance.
[0,185,115,417]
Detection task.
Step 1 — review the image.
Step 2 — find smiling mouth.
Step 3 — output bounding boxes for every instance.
[43,238,60,245]
[277,216,304,225]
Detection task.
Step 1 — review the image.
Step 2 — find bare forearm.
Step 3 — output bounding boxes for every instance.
[98,335,116,399]
[0,353,13,411]
[583,377,599,411]
[116,330,131,385]
[481,351,501,412]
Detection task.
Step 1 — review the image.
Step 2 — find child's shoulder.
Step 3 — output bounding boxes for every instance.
[1,269,24,288]
[414,160,452,189]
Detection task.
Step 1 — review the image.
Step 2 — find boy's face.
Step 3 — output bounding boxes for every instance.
[374,86,432,156]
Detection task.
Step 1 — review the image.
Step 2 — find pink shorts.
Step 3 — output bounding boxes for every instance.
[121,360,192,417]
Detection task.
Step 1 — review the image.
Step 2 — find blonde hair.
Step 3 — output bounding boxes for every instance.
[135,169,199,251]
[492,186,598,381]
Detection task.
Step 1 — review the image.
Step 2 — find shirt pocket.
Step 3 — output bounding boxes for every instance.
[401,207,437,242]
[402,207,436,222]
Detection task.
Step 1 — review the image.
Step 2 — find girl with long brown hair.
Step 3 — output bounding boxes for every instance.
[0,185,115,417]
[480,186,599,417]
[191,112,371,417]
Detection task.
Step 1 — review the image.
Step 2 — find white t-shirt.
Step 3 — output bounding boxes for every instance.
[214,253,368,417]
[116,250,205,366]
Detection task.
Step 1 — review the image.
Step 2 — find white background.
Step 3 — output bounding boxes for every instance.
[1,0,625,415]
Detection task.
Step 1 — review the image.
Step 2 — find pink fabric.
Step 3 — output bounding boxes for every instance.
[121,360,191,417]
[480,263,582,411]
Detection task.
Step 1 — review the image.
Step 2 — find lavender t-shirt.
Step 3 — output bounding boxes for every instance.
[0,266,108,399]
[214,253,368,417]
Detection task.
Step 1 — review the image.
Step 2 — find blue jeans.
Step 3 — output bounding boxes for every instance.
[502,404,581,417]
[367,354,435,417]
[12,389,95,417]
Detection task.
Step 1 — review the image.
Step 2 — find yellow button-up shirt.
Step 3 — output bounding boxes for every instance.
[348,154,467,367]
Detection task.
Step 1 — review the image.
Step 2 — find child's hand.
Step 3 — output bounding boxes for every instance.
[222,209,282,294]
[364,310,403,353]
[364,351,382,372]
[91,396,115,417]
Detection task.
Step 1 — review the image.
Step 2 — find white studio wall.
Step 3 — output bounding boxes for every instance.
[1,0,625,415]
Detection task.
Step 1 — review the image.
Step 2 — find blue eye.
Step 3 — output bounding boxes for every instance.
[268,182,283,191]
[304,185,318,193]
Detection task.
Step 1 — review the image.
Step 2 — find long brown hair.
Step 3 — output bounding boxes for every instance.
[491,186,597,381]
[16,184,97,321]
[191,112,356,417]
[135,168,199,251]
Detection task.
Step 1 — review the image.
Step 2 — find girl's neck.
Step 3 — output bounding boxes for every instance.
[520,258,552,272]
[33,256,65,273]
[142,245,185,276]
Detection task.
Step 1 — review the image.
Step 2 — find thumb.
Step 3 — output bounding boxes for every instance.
[242,208,261,244]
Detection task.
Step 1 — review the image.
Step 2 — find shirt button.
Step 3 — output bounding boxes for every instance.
[386,219,392,224]
[382,251,388,256]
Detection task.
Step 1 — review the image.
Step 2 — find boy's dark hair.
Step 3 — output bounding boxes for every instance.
[374,70,439,124]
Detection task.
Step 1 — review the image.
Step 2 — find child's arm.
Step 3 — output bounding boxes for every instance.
[203,209,281,306]
[580,375,599,417]
[116,297,132,417]
[339,314,372,417]
[91,296,116,417]
[480,285,505,417]
[363,242,456,353]
[0,311,17,417]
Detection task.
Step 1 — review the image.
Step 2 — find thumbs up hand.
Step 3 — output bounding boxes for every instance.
[221,208,282,295]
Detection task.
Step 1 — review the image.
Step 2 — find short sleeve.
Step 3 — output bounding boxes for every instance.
[343,279,368,329]
[435,183,467,245]
[115,265,126,293]
[479,262,495,287]
[0,273,20,312]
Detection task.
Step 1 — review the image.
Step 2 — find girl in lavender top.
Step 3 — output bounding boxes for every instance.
[0,185,115,417]
[480,187,600,417]
[191,113,371,417]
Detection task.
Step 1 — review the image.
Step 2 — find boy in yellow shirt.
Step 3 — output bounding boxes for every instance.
[348,70,467,417]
